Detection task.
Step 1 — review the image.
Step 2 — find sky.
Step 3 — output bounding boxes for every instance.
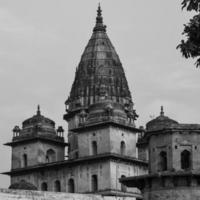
[0,0,199,188]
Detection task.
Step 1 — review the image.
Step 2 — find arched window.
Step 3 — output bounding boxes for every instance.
[41,182,48,191]
[121,175,127,192]
[148,179,152,189]
[54,180,61,192]
[158,151,167,171]
[173,177,178,187]
[196,178,200,186]
[120,141,126,155]
[68,178,75,193]
[68,144,71,154]
[91,175,98,192]
[46,149,56,163]
[92,141,97,155]
[75,152,79,158]
[181,150,191,170]
[161,177,165,187]
[22,154,28,167]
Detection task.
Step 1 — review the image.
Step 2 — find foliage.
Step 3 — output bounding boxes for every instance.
[177,0,200,67]
[181,0,200,11]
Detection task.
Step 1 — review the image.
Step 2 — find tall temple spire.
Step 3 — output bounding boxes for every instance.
[93,3,106,32]
[64,4,138,126]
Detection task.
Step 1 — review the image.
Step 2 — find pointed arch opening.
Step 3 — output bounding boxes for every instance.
[181,150,191,170]
[158,151,167,171]
[120,141,126,155]
[22,154,28,167]
[68,178,75,193]
[54,180,61,192]
[121,175,127,192]
[91,175,98,192]
[196,178,200,186]
[46,149,56,163]
[41,182,48,191]
[92,141,97,155]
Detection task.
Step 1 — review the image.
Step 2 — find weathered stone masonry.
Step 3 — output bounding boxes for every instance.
[121,107,200,200]
[3,5,148,200]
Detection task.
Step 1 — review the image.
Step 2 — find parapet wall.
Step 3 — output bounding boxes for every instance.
[0,189,137,200]
[144,187,200,200]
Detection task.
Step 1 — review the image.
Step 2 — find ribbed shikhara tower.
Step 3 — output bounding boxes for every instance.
[63,4,147,197]
[64,5,137,132]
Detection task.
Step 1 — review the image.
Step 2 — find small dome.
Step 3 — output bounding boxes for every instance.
[12,106,65,144]
[146,106,178,131]
[22,105,55,129]
[9,180,37,190]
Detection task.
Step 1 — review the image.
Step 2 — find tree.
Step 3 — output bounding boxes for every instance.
[177,0,200,67]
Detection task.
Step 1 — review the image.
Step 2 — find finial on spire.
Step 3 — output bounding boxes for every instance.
[93,3,106,32]
[37,105,41,115]
[160,106,164,116]
[97,3,102,17]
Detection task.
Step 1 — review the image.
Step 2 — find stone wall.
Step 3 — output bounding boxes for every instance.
[12,141,65,169]
[143,187,200,200]
[0,188,138,200]
[11,160,111,193]
[109,126,138,157]
[172,130,200,171]
[11,159,145,195]
[110,161,146,194]
[77,127,110,158]
[77,126,138,159]
[149,133,172,173]
[149,129,200,174]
